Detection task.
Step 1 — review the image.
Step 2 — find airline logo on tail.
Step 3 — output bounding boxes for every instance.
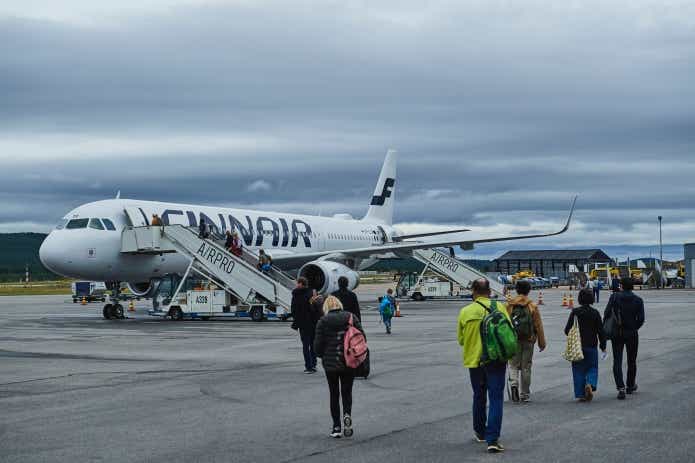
[371,178,395,206]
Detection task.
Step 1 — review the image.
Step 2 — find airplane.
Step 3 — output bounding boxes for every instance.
[40,149,576,314]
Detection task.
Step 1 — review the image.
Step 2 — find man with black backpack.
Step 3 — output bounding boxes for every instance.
[603,277,645,400]
[506,280,547,403]
[457,279,516,453]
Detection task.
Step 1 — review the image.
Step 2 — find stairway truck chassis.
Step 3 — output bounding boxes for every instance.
[148,288,288,321]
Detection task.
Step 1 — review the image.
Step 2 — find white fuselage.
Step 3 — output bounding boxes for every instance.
[39,199,395,283]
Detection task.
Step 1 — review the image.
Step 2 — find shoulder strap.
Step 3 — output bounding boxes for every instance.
[347,313,354,327]
[475,300,491,313]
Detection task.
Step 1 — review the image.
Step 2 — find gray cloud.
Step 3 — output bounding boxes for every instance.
[0,1,693,255]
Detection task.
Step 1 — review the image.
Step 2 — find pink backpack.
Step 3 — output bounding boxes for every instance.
[344,314,368,368]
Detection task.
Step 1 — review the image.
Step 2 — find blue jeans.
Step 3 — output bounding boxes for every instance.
[299,328,316,370]
[382,314,392,330]
[469,362,506,444]
[593,288,600,303]
[571,347,598,398]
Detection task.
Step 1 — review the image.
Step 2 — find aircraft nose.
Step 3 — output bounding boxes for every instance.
[39,232,63,275]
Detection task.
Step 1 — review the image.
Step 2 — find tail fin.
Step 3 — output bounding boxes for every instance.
[364,149,397,225]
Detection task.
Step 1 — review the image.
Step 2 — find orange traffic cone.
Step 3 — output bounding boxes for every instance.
[81,296,87,305]
[128,300,135,312]
[537,291,544,305]
[568,294,574,309]
[395,303,401,317]
[562,293,568,307]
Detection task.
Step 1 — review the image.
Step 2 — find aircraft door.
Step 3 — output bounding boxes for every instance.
[124,207,149,227]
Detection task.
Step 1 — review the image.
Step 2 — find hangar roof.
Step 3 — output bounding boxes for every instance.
[495,249,611,262]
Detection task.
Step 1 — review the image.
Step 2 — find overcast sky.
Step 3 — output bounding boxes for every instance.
[1,0,693,259]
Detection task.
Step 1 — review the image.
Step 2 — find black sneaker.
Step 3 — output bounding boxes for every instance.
[487,442,505,453]
[329,427,342,438]
[510,385,520,403]
[626,385,638,394]
[304,369,316,374]
[343,414,353,437]
[617,389,626,400]
[474,433,485,443]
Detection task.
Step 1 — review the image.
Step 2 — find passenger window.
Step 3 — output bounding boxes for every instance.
[101,219,116,231]
[89,218,105,230]
[66,218,89,229]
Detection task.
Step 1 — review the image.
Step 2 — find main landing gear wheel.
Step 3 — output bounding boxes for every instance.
[169,307,184,321]
[103,304,113,319]
[112,304,124,319]
[250,306,264,322]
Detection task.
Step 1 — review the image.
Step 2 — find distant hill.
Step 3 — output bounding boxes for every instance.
[0,233,59,282]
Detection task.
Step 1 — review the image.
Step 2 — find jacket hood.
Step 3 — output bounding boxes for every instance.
[321,309,350,328]
[508,295,533,307]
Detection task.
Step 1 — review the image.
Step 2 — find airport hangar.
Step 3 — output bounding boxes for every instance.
[364,248,613,281]
[493,249,612,281]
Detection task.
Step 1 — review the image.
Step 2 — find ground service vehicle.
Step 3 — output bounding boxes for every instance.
[395,272,464,300]
[150,288,290,321]
[72,281,107,303]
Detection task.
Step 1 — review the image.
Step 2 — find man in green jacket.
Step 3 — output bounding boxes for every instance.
[457,279,510,453]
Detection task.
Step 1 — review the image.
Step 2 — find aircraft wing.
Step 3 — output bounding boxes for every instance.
[273,197,577,268]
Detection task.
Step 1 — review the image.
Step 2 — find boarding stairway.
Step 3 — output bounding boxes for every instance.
[411,248,506,297]
[121,225,294,313]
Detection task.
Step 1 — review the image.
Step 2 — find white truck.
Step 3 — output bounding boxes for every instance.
[149,288,291,321]
[396,272,464,301]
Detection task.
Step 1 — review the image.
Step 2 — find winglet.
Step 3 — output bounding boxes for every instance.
[559,195,578,234]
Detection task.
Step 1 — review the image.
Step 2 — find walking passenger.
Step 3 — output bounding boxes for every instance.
[604,277,645,400]
[332,276,361,321]
[587,277,601,303]
[290,277,320,374]
[198,220,209,239]
[314,295,365,438]
[151,214,162,226]
[457,279,509,453]
[258,249,272,273]
[564,289,607,402]
[230,232,243,257]
[224,230,234,251]
[379,288,395,334]
[506,279,546,403]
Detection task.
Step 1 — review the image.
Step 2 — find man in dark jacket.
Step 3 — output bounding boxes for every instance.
[291,277,319,373]
[604,277,645,399]
[331,276,361,321]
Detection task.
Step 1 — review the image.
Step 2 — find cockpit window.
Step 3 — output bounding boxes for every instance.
[101,218,116,231]
[55,219,69,230]
[66,218,89,229]
[89,218,105,230]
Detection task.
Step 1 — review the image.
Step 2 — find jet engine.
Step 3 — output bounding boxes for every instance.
[298,261,360,294]
[126,279,162,298]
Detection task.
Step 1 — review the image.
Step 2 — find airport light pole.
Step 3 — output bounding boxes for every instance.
[658,216,663,289]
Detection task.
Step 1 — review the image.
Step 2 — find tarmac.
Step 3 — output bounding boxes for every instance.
[1,287,694,463]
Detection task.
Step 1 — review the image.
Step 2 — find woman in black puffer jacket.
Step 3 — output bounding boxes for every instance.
[314,295,365,438]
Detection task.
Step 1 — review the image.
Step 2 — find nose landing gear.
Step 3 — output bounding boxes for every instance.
[102,281,126,320]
